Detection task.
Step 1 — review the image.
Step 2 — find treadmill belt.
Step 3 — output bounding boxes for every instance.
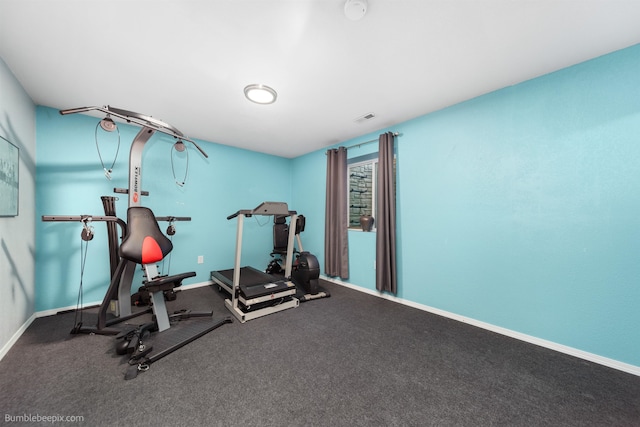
[215,266,293,299]
[241,281,293,299]
[216,266,278,286]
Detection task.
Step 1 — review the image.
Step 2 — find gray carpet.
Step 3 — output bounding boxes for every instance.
[1,281,639,426]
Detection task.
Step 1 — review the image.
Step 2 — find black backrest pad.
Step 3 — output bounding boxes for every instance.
[273,222,289,251]
[120,207,173,265]
[296,215,306,234]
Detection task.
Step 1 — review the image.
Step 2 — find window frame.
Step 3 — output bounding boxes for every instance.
[348,153,379,231]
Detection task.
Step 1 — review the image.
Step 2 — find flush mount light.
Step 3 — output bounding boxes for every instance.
[344,0,367,21]
[244,84,277,104]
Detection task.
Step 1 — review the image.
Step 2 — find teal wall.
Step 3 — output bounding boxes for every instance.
[292,44,640,367]
[35,107,292,311]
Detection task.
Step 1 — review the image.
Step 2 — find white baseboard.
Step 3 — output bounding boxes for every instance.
[321,275,640,377]
[14,277,637,377]
[0,281,216,362]
[36,300,103,318]
[34,280,214,318]
[0,313,37,362]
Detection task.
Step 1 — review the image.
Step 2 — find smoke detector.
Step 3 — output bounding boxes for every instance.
[344,0,368,21]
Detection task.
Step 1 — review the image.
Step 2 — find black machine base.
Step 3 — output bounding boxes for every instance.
[118,315,233,380]
[289,252,330,302]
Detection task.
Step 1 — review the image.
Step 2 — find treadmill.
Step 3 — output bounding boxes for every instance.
[211,202,300,322]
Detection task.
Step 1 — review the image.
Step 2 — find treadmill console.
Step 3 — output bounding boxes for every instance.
[251,201,291,216]
[227,201,295,220]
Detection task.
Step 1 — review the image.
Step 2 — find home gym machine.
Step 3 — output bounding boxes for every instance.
[41,210,194,334]
[43,105,232,377]
[211,202,300,322]
[266,215,330,302]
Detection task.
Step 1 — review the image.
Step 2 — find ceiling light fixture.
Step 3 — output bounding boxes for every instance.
[344,0,368,21]
[244,84,277,104]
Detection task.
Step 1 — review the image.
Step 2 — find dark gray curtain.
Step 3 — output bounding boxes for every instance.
[325,147,349,279]
[376,132,397,294]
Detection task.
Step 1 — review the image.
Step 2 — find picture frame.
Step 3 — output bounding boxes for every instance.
[0,135,19,217]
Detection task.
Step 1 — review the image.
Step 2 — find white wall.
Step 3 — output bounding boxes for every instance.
[0,57,36,359]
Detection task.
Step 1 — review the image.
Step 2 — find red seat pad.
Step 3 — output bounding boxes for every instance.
[142,236,164,264]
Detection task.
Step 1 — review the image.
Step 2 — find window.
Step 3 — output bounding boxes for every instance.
[349,158,375,229]
[348,153,395,230]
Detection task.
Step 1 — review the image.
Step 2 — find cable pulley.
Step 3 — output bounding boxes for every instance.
[95,116,121,180]
[171,140,189,187]
[80,217,94,241]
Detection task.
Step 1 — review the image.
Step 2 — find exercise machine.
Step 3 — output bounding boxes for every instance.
[42,210,193,334]
[44,106,232,372]
[211,202,300,322]
[266,215,330,302]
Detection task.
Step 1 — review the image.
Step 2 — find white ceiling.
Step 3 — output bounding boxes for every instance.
[1,0,640,158]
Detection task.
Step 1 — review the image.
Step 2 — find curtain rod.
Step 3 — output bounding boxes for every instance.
[344,132,399,150]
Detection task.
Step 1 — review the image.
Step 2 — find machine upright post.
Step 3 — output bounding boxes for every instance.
[127,127,155,207]
[231,213,245,311]
[284,214,298,279]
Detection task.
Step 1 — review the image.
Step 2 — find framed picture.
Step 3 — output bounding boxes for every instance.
[0,135,19,217]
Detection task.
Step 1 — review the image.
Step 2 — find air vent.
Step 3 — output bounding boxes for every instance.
[354,112,376,123]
